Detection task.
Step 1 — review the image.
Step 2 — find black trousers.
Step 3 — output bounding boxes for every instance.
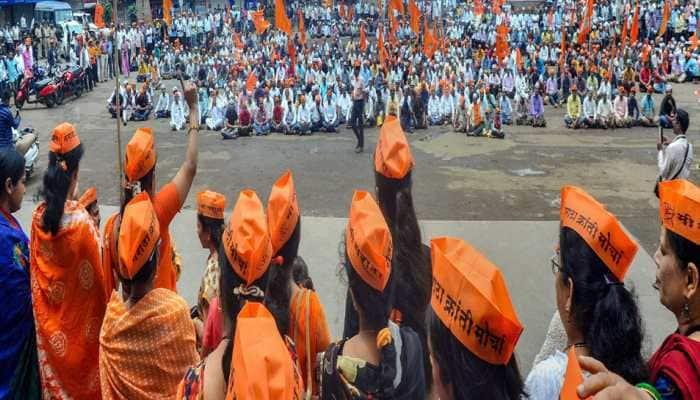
[351,99,365,149]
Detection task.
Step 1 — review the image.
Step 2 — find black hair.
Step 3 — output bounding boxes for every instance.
[197,214,224,250]
[40,144,84,235]
[342,243,398,397]
[264,219,301,337]
[675,109,689,134]
[559,227,648,384]
[0,148,25,200]
[218,242,275,384]
[1,88,11,104]
[292,255,315,290]
[665,228,700,271]
[375,171,433,388]
[429,309,526,399]
[119,245,159,297]
[121,167,155,215]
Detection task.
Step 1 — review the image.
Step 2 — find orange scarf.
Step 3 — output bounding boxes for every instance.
[30,201,107,399]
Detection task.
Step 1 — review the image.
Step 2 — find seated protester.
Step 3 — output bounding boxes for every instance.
[266,170,331,396]
[108,86,125,119]
[577,180,700,400]
[453,96,469,133]
[669,54,686,83]
[515,94,530,126]
[364,91,376,127]
[640,86,657,127]
[413,85,428,129]
[99,193,199,399]
[530,86,546,127]
[658,86,677,129]
[170,88,189,131]
[283,98,297,135]
[374,87,386,127]
[499,93,513,125]
[221,98,239,140]
[271,96,286,133]
[78,187,100,228]
[613,87,630,128]
[428,88,442,125]
[121,84,136,126]
[318,191,426,399]
[440,90,454,125]
[310,95,323,132]
[154,87,170,119]
[468,94,485,136]
[639,63,653,90]
[198,88,210,126]
[296,96,312,136]
[338,86,352,126]
[386,88,401,124]
[525,186,647,399]
[545,71,560,107]
[565,86,584,129]
[428,237,525,400]
[491,107,505,139]
[237,101,253,137]
[627,87,641,127]
[582,92,598,128]
[253,99,270,136]
[596,95,614,129]
[684,53,699,82]
[177,189,303,399]
[193,191,225,357]
[132,85,152,121]
[136,57,149,82]
[322,91,338,133]
[205,90,225,131]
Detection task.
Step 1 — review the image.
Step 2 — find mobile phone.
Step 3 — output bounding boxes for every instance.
[659,125,664,143]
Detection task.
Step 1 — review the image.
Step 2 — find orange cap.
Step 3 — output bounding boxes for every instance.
[197,190,226,220]
[430,237,523,365]
[226,302,302,400]
[374,116,414,180]
[78,187,97,207]
[267,170,300,255]
[124,128,156,182]
[49,123,80,155]
[560,347,592,400]
[659,180,700,245]
[560,186,638,282]
[223,190,272,285]
[346,191,392,292]
[117,192,161,280]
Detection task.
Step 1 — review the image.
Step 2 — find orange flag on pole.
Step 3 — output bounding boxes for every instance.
[252,10,270,35]
[163,0,173,27]
[339,1,346,18]
[246,72,257,94]
[298,10,306,45]
[630,1,639,46]
[408,0,420,35]
[559,25,567,69]
[233,31,243,49]
[378,25,389,69]
[691,32,699,51]
[658,0,670,38]
[360,22,367,52]
[620,17,628,51]
[474,0,484,16]
[578,0,593,45]
[347,6,354,22]
[423,19,436,59]
[389,0,405,15]
[275,0,292,36]
[94,3,105,28]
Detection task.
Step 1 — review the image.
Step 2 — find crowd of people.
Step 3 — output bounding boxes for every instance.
[1,0,700,399]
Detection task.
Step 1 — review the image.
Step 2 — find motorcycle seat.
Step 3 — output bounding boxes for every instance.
[36,78,53,88]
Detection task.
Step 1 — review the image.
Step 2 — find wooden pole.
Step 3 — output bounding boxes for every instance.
[113,0,124,206]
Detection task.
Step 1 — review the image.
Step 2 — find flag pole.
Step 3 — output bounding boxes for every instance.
[113,0,124,206]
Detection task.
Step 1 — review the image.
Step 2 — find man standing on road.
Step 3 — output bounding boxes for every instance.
[0,90,33,155]
[350,60,367,153]
[657,109,693,185]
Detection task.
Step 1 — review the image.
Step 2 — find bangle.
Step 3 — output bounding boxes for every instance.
[635,383,661,400]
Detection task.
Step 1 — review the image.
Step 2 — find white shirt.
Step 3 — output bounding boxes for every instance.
[659,135,693,181]
[524,350,568,400]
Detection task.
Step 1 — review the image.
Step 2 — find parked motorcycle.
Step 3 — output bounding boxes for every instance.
[12,126,39,179]
[15,66,61,110]
[54,65,86,104]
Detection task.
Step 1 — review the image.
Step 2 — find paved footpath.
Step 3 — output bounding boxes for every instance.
[16,203,675,372]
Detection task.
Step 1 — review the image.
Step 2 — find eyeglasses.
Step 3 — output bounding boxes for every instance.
[550,253,561,275]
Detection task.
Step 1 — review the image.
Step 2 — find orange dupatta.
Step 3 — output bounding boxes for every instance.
[289,287,331,395]
[30,201,107,399]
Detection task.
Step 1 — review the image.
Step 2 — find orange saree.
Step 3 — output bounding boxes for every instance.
[30,201,107,399]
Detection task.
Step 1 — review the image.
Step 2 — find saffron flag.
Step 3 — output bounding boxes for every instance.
[252,10,270,35]
[408,0,420,35]
[474,0,484,16]
[389,11,399,35]
[559,24,566,69]
[691,32,699,51]
[495,25,509,61]
[360,23,367,52]
[347,6,354,22]
[378,26,389,68]
[578,0,594,45]
[288,38,296,66]
[163,0,173,26]
[621,17,628,50]
[423,19,436,59]
[246,72,257,94]
[389,0,405,15]
[298,10,306,45]
[339,1,346,18]
[275,0,292,35]
[233,31,243,49]
[94,3,105,28]
[630,1,639,46]
[658,0,670,38]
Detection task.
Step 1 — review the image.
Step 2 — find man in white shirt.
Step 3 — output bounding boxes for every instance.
[657,109,693,184]
[170,87,189,131]
[582,92,597,128]
[322,90,338,132]
[596,95,613,129]
[428,89,442,125]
